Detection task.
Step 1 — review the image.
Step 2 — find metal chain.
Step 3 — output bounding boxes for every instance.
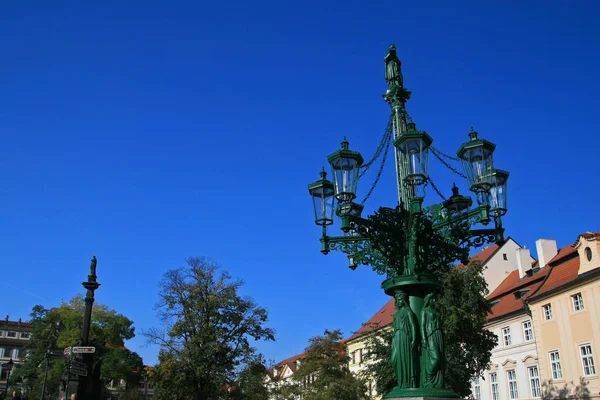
[361,127,392,204]
[431,147,468,179]
[360,115,394,175]
[427,176,447,201]
[431,145,462,162]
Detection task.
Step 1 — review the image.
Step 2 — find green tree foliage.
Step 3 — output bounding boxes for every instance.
[146,257,275,400]
[439,260,497,396]
[11,296,143,399]
[230,355,272,400]
[281,329,368,400]
[362,260,497,398]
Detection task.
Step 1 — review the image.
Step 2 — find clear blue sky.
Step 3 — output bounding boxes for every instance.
[1,1,599,366]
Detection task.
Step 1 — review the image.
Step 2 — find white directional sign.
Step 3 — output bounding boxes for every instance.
[72,346,95,354]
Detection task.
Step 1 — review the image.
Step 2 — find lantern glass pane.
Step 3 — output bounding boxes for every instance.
[399,138,429,184]
[331,157,360,201]
[311,185,335,225]
[462,147,494,188]
[489,172,508,215]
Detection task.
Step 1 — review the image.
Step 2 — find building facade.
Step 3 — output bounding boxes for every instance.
[0,317,32,394]
[527,232,600,399]
[477,238,557,400]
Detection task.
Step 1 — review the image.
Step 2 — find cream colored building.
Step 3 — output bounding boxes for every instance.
[527,232,600,399]
[476,239,558,400]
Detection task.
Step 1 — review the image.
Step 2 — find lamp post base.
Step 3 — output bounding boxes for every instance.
[384,388,459,399]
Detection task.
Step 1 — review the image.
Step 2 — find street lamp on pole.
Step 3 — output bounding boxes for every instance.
[308,45,509,398]
[1,359,14,400]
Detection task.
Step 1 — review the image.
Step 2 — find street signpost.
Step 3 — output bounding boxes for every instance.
[70,364,88,377]
[72,346,95,354]
[64,346,71,356]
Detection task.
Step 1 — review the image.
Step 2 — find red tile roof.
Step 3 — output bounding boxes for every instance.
[529,254,581,299]
[346,298,395,342]
[488,268,550,300]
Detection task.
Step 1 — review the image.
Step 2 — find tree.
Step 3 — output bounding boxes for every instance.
[283,329,368,400]
[230,355,272,400]
[146,257,276,400]
[12,296,144,399]
[362,260,497,398]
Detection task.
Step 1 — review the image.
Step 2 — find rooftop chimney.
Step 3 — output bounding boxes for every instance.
[517,248,531,279]
[536,238,558,268]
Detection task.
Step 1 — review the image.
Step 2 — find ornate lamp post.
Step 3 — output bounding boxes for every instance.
[308,45,509,398]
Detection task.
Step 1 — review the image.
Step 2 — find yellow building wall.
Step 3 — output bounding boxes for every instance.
[530,278,600,399]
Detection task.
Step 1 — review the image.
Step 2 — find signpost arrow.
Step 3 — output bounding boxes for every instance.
[64,347,71,356]
[72,346,95,354]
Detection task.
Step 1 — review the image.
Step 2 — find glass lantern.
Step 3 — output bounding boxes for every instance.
[442,184,473,215]
[327,137,364,203]
[394,122,433,187]
[308,167,335,226]
[488,169,509,216]
[457,128,496,192]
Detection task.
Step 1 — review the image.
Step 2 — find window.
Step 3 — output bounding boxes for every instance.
[0,368,9,380]
[572,293,584,311]
[529,366,541,398]
[549,351,563,380]
[6,331,16,338]
[2,348,14,358]
[507,370,518,400]
[357,349,362,364]
[473,377,481,400]
[523,320,534,341]
[351,351,356,364]
[585,247,592,261]
[20,332,30,339]
[503,253,508,260]
[580,344,596,376]
[490,373,499,400]
[543,304,553,320]
[503,327,512,346]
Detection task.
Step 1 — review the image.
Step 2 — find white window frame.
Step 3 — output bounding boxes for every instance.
[20,332,30,339]
[549,350,563,380]
[502,327,512,346]
[543,303,553,321]
[571,293,584,312]
[473,377,481,400]
[579,344,596,376]
[490,372,499,400]
[507,370,518,400]
[528,365,541,398]
[522,320,534,342]
[6,331,16,338]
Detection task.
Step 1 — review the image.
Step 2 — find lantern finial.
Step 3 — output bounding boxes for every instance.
[469,127,478,141]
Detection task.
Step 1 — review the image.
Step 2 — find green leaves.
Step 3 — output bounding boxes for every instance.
[11,297,142,399]
[146,257,275,400]
[283,329,368,400]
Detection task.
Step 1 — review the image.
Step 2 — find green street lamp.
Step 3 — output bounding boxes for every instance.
[308,167,335,227]
[395,122,433,188]
[308,44,509,399]
[327,136,364,203]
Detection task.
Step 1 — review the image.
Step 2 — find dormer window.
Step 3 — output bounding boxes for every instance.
[585,247,593,261]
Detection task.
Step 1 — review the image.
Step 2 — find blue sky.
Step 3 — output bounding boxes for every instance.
[1,1,599,366]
